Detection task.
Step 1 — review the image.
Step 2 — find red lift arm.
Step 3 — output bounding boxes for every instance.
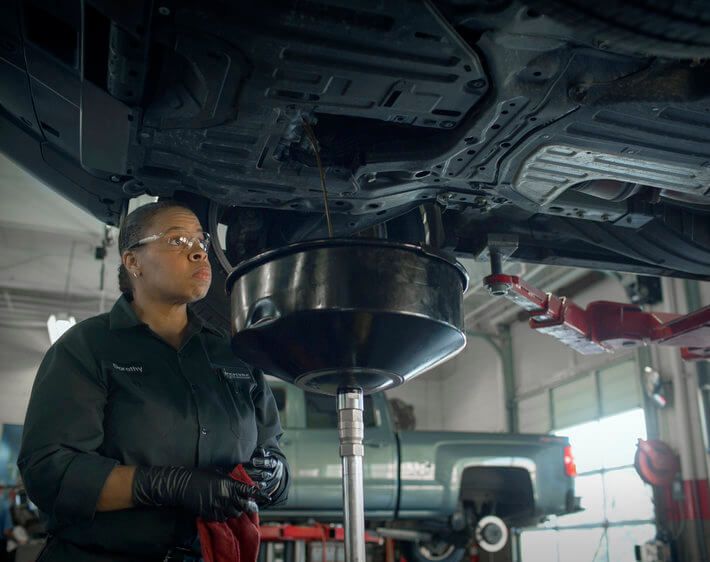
[482,273,710,361]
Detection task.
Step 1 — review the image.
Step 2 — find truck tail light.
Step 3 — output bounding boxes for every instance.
[564,445,577,477]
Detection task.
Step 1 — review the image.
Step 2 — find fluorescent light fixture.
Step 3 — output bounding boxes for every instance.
[47,314,76,344]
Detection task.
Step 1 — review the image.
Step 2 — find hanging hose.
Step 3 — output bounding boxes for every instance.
[301,118,334,238]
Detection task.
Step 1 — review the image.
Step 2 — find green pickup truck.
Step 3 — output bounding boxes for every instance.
[264,381,578,560]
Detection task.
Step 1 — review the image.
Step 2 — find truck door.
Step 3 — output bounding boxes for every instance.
[288,390,398,515]
[267,382,300,505]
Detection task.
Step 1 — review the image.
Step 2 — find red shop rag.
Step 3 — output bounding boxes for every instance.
[197,465,261,562]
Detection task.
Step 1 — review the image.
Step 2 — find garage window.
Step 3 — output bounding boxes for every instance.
[519,360,655,562]
[517,392,550,434]
[552,373,598,429]
[517,359,643,435]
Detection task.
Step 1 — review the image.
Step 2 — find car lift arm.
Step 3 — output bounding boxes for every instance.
[482,271,710,361]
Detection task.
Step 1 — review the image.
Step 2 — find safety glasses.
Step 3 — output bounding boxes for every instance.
[129,231,211,253]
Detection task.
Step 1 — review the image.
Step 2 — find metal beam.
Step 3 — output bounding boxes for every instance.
[499,325,518,433]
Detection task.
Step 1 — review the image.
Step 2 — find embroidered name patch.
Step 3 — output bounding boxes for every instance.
[221,369,252,381]
[112,362,143,374]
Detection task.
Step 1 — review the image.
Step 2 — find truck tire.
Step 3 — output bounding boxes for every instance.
[526,0,710,59]
[400,541,466,562]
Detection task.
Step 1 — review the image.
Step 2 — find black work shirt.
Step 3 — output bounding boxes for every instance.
[18,295,289,557]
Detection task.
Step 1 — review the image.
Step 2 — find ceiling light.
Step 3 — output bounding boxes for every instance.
[47,314,76,345]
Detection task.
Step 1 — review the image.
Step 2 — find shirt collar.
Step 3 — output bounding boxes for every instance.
[187,307,225,337]
[109,294,225,337]
[109,294,144,330]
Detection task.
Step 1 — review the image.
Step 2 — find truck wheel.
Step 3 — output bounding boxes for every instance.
[474,516,509,553]
[400,541,466,562]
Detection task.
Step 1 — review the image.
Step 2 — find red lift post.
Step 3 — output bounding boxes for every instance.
[259,524,383,562]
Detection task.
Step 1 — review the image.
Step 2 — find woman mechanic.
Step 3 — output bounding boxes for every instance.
[18,201,289,561]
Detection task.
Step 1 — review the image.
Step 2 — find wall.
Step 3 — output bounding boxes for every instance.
[387,335,505,432]
[387,371,445,430]
[440,336,505,432]
[0,325,48,425]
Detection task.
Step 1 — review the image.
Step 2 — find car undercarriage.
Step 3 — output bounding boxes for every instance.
[1,0,709,308]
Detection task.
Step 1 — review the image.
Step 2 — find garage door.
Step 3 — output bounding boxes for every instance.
[518,360,656,562]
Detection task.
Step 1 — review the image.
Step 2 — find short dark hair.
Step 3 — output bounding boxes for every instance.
[117,200,194,299]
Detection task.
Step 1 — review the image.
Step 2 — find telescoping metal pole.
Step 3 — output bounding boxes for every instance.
[337,388,366,562]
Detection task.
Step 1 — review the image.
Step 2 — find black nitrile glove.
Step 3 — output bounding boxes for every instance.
[132,466,268,522]
[244,448,285,504]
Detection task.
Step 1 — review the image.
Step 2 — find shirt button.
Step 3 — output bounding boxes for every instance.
[201,427,208,436]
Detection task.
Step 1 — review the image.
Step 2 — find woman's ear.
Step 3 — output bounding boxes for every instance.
[122,250,140,276]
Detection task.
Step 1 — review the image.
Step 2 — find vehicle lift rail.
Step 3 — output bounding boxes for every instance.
[482,242,710,361]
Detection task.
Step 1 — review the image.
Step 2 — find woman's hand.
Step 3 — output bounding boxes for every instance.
[132,466,267,521]
[244,448,285,504]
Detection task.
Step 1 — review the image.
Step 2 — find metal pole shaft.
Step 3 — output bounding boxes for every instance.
[337,388,366,562]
